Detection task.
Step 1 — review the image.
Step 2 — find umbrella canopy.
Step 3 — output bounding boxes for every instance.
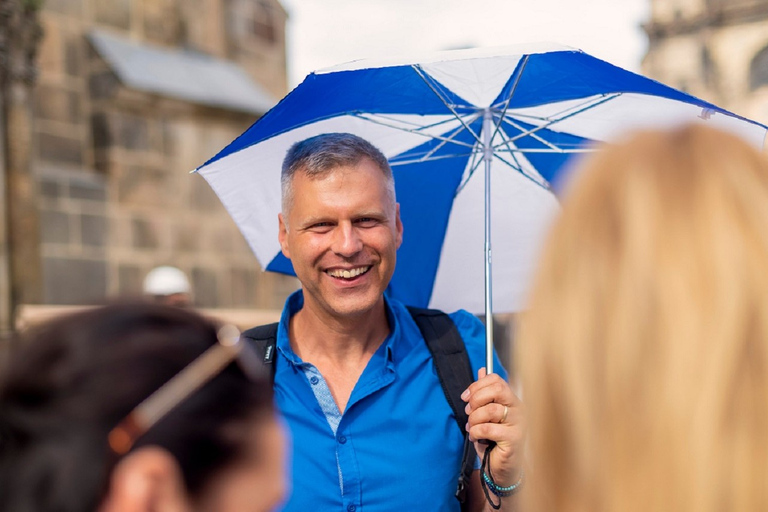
[196,43,768,318]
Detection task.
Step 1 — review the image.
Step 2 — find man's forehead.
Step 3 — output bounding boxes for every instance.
[295,156,380,179]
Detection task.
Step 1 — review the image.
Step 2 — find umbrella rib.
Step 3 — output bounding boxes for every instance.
[353,112,478,150]
[507,93,620,124]
[411,65,484,146]
[391,152,477,166]
[389,119,484,164]
[491,125,561,189]
[358,111,467,133]
[500,117,564,152]
[494,117,595,156]
[507,147,594,154]
[489,55,529,144]
[493,150,551,190]
[493,126,550,187]
[455,150,485,195]
[505,93,622,144]
[419,123,474,162]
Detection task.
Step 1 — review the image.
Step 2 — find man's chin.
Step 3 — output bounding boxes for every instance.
[324,293,384,319]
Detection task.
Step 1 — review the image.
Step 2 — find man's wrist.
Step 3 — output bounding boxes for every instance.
[481,467,524,497]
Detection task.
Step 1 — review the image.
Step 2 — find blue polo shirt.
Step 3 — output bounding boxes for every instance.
[274,290,507,511]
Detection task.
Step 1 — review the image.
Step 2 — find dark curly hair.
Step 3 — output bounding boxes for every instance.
[0,302,273,512]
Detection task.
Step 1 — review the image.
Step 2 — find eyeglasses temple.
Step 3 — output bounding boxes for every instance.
[108,324,242,455]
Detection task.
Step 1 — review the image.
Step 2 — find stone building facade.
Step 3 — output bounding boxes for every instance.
[643,0,768,124]
[29,0,298,310]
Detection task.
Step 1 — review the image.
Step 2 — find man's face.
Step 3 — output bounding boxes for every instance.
[278,158,403,320]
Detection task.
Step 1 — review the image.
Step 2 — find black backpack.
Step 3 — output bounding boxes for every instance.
[242,306,476,504]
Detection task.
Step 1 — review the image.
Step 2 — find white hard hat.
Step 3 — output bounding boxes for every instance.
[142,266,191,296]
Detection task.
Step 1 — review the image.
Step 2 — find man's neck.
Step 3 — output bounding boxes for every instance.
[289,297,390,365]
[288,297,391,412]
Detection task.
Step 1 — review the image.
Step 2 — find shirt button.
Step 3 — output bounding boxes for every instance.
[347,505,356,512]
[310,376,319,385]
[338,435,347,444]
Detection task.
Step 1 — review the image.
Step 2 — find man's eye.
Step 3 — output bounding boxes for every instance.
[355,218,378,227]
[307,222,333,231]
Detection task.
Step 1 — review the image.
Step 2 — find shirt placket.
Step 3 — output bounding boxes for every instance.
[300,356,394,511]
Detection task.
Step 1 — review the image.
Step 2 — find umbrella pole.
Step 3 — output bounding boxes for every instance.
[483,109,494,374]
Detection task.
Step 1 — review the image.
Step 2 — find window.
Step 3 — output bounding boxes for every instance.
[253,1,276,44]
[750,45,768,90]
[227,0,277,45]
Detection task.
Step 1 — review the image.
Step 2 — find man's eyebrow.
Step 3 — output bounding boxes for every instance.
[354,211,387,218]
[297,216,333,227]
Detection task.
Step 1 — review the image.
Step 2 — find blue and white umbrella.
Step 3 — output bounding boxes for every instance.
[196,43,767,369]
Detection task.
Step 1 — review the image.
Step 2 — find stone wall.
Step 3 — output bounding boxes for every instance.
[30,0,298,310]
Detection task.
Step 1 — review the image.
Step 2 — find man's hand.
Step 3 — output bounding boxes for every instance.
[461,368,525,488]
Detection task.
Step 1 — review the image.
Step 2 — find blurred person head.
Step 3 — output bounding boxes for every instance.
[0,302,286,512]
[143,266,193,307]
[517,124,768,512]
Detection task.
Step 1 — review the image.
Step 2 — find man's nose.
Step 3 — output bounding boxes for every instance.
[332,223,363,257]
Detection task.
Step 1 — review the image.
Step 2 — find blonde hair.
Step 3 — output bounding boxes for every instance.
[518,124,768,512]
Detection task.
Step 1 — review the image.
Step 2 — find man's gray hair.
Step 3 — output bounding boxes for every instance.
[281,133,396,216]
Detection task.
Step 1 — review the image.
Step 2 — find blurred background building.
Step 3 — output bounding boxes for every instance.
[643,0,768,122]
[3,0,768,342]
[1,0,298,336]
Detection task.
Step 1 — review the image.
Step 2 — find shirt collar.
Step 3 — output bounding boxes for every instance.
[276,289,401,368]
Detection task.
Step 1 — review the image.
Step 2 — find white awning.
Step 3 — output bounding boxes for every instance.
[88,29,276,115]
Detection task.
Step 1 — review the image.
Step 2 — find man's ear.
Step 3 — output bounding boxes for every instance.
[278,213,291,259]
[98,447,191,512]
[395,203,403,249]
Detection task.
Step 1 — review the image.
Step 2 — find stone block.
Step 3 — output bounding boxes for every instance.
[40,210,70,245]
[43,257,108,305]
[191,267,218,307]
[37,132,83,166]
[94,0,131,30]
[209,227,234,253]
[91,112,113,149]
[89,71,120,100]
[39,177,63,201]
[112,215,134,248]
[172,223,200,252]
[143,0,182,46]
[118,264,143,296]
[229,267,256,307]
[80,213,108,247]
[34,85,81,125]
[43,0,83,18]
[190,173,222,211]
[116,165,169,207]
[70,178,107,202]
[119,114,150,151]
[37,19,62,76]
[64,32,82,78]
[132,218,160,249]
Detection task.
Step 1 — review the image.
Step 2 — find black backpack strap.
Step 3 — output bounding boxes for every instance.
[241,322,279,382]
[407,306,476,504]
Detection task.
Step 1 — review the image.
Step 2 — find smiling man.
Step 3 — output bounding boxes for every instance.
[266,133,524,511]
